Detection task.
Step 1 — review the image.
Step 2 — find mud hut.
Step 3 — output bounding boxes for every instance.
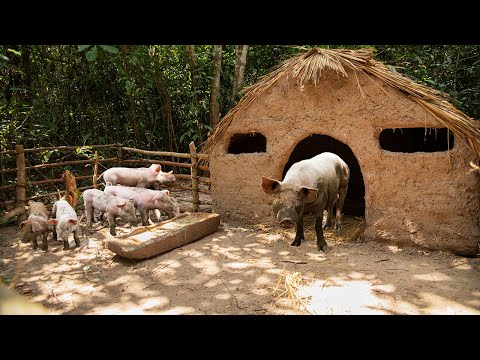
[203,48,480,256]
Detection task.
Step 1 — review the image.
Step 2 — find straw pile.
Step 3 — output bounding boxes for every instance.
[202,47,480,163]
[270,268,313,314]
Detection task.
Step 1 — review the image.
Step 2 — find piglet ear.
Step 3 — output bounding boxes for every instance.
[48,219,58,225]
[68,219,78,225]
[117,202,126,208]
[154,164,161,173]
[168,170,173,174]
[19,220,28,229]
[164,190,169,196]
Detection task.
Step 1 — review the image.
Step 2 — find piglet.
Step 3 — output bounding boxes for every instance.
[48,198,80,250]
[83,189,136,236]
[104,186,179,226]
[20,200,50,251]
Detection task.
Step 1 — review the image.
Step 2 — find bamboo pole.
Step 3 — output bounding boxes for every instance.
[15,145,26,223]
[189,141,199,211]
[121,146,192,159]
[24,185,94,202]
[93,151,99,189]
[0,184,16,191]
[122,159,192,168]
[29,175,91,186]
[24,157,116,170]
[162,183,211,194]
[23,144,116,153]
[0,168,18,174]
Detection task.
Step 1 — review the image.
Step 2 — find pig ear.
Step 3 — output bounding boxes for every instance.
[48,219,58,225]
[31,221,43,232]
[261,176,281,194]
[300,187,318,203]
[154,164,161,173]
[68,219,78,225]
[117,202,126,208]
[19,221,28,230]
[167,170,173,174]
[164,190,170,196]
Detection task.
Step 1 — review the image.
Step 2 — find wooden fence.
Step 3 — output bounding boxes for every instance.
[0,142,209,219]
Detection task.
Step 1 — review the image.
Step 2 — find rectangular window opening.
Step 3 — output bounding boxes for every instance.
[379,128,454,153]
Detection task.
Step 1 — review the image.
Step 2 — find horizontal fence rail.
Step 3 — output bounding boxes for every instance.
[0,142,210,218]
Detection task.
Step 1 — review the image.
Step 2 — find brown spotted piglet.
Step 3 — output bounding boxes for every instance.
[20,200,50,251]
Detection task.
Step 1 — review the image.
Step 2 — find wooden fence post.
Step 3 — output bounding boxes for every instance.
[189,141,199,212]
[93,151,99,189]
[15,145,26,223]
[116,143,123,166]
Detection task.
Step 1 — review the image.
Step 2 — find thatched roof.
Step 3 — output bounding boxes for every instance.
[202,47,480,162]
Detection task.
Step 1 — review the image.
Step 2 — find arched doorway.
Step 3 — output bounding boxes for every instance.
[282,134,365,216]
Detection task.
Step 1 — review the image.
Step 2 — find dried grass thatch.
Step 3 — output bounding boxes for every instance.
[202,47,480,163]
[270,268,313,314]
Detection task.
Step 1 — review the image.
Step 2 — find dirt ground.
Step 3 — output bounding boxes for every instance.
[1,210,479,315]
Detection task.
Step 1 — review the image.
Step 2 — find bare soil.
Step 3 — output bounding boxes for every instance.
[1,212,479,315]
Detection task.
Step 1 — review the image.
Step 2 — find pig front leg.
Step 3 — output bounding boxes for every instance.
[63,239,69,250]
[106,214,117,236]
[52,225,57,241]
[315,215,329,252]
[291,216,305,247]
[138,207,151,226]
[153,209,162,222]
[73,230,81,247]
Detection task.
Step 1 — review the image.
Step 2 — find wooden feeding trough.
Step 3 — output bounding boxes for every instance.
[104,212,220,260]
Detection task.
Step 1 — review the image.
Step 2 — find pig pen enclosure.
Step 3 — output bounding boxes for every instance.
[2,46,480,315]
[1,142,480,314]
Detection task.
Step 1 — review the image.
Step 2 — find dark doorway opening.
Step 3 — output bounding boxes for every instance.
[227,133,267,154]
[282,134,365,216]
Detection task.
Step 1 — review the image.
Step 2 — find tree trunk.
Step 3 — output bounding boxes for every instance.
[209,45,223,130]
[186,45,204,143]
[120,45,140,146]
[231,45,249,106]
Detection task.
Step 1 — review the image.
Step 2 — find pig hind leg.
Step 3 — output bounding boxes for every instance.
[32,234,38,250]
[323,206,334,229]
[41,233,48,251]
[315,206,329,252]
[335,184,348,230]
[291,216,305,247]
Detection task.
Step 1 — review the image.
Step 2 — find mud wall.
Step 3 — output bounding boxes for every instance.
[209,69,480,256]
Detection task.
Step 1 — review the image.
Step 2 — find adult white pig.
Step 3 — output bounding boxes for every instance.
[104,186,179,226]
[83,189,136,236]
[98,164,176,189]
[48,198,80,250]
[261,152,350,252]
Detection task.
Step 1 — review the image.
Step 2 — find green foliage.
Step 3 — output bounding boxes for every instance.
[0,44,478,160]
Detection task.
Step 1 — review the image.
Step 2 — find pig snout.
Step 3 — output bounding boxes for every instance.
[279,219,295,229]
